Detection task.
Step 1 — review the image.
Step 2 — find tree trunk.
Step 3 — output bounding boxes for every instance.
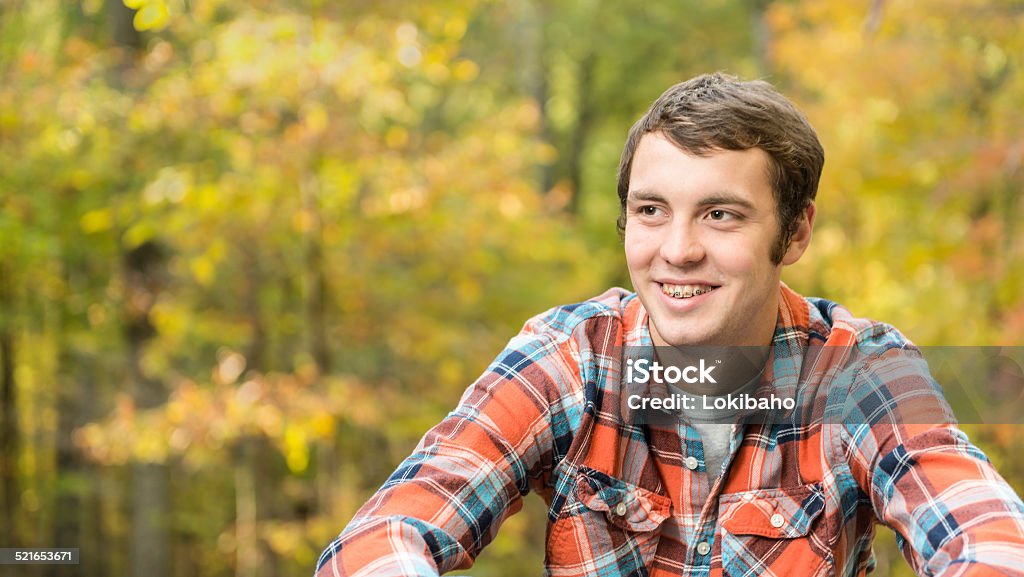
[303,172,330,374]
[521,0,554,194]
[237,240,273,577]
[751,0,772,75]
[303,163,339,542]
[243,244,266,372]
[564,49,596,216]
[0,263,18,548]
[50,277,96,577]
[234,437,264,577]
[131,462,169,575]
[107,0,141,51]
[123,240,169,577]
[106,0,172,572]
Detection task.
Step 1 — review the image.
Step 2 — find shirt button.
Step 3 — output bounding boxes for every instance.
[615,502,627,516]
[684,456,699,470]
[696,541,711,555]
[770,513,785,528]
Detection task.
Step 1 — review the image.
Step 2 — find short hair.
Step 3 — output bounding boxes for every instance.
[616,72,824,264]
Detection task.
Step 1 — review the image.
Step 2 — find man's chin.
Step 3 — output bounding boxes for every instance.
[649,318,713,347]
[659,335,711,348]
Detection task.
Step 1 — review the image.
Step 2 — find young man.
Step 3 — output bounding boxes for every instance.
[315,73,1024,576]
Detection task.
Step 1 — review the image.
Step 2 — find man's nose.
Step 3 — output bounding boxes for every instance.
[659,221,705,266]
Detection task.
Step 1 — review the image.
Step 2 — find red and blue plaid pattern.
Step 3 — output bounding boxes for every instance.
[316,284,1024,576]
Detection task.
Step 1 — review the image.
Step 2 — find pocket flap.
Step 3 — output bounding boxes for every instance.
[719,483,825,539]
[575,467,671,532]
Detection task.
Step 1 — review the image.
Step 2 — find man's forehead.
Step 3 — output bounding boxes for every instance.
[632,132,773,173]
[628,135,775,205]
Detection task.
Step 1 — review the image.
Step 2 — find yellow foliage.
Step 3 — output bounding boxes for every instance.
[134,2,170,31]
[79,208,113,233]
[283,425,310,474]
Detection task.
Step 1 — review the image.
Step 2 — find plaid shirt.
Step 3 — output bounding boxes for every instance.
[316,284,1024,576]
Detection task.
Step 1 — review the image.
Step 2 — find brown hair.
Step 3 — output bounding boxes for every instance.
[616,72,824,263]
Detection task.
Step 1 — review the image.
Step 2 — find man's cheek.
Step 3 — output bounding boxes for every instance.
[624,247,648,270]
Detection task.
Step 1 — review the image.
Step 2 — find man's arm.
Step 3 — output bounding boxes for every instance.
[840,350,1024,576]
[314,329,579,577]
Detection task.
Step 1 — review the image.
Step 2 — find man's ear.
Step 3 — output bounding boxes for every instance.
[781,202,816,266]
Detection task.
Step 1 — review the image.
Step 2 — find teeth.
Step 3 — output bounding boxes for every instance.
[662,284,716,299]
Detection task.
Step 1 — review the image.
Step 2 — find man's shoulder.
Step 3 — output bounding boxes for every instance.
[492,288,639,383]
[518,287,640,342]
[803,294,915,350]
[795,293,951,428]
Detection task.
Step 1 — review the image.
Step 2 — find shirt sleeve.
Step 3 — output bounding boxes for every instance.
[841,349,1024,576]
[314,325,582,577]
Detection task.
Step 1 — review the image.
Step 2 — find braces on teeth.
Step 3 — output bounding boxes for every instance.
[666,286,712,298]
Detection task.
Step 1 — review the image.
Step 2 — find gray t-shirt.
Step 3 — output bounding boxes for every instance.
[678,376,760,482]
[690,422,735,482]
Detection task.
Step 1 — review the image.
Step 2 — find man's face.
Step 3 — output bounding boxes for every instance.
[624,132,814,347]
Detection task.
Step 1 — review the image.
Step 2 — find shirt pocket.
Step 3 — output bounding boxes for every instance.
[718,483,834,577]
[546,466,671,575]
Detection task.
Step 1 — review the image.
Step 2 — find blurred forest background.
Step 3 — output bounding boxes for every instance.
[1,0,1022,575]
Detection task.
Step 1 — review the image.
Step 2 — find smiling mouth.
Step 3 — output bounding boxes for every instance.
[660,283,719,300]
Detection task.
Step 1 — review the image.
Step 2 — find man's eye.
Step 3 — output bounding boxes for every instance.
[707,209,734,221]
[639,206,661,216]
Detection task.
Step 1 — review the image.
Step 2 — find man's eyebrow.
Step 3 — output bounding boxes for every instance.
[626,189,665,203]
[696,194,756,211]
[627,189,757,211]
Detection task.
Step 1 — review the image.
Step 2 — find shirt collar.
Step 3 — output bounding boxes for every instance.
[624,282,811,349]
[624,283,812,419]
[759,282,811,415]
